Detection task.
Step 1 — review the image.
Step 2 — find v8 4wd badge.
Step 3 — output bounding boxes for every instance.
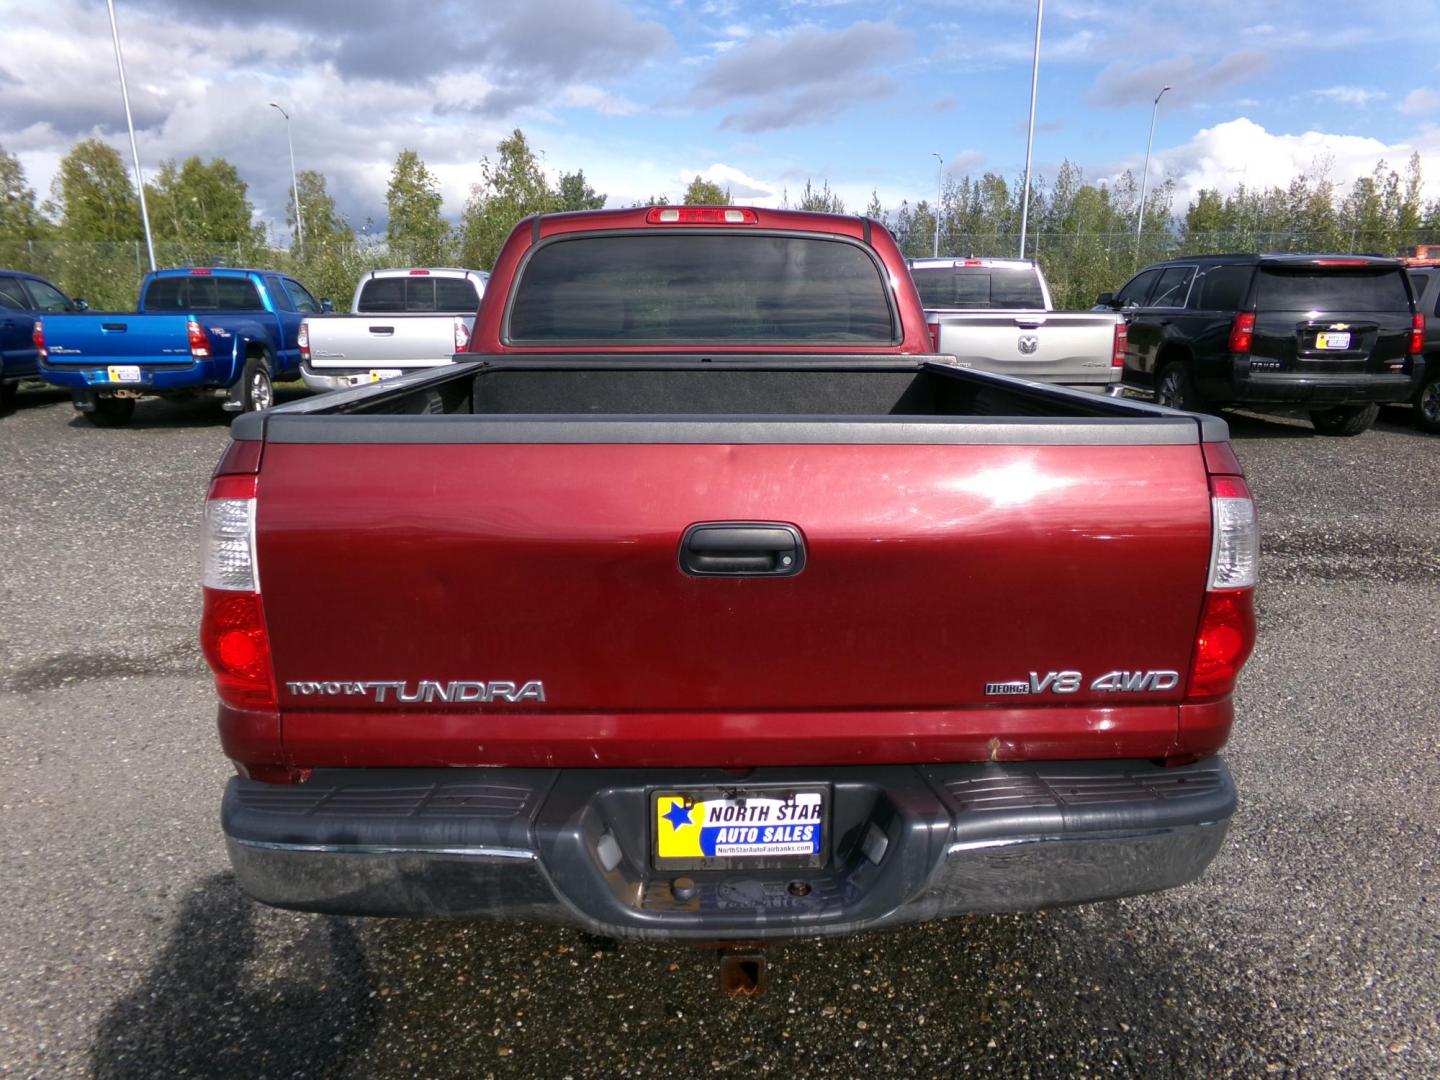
[985,670,1180,696]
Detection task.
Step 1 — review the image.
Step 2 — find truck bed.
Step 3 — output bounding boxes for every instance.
[242,353,1191,429]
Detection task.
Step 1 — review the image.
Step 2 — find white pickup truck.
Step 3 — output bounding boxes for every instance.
[299,267,489,392]
[909,258,1123,392]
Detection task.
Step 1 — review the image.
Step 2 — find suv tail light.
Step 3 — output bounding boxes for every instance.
[927,320,940,352]
[1112,319,1127,367]
[1410,312,1424,355]
[32,319,46,360]
[298,319,310,363]
[1187,474,1258,701]
[1227,312,1254,355]
[200,474,276,709]
[454,315,471,353]
[187,319,210,359]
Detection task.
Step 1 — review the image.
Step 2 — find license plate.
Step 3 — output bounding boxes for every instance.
[368,368,402,382]
[653,786,827,868]
[106,365,142,383]
[1316,332,1351,350]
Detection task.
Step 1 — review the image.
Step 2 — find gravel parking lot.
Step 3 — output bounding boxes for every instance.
[2,386,1437,1078]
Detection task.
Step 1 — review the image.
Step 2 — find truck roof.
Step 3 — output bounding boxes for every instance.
[149,267,272,278]
[1143,254,1403,269]
[907,257,1036,271]
[358,267,489,282]
[525,205,876,243]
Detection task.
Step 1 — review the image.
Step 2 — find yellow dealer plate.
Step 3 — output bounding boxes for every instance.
[652,786,827,869]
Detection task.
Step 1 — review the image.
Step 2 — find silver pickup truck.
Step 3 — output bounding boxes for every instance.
[910,258,1123,392]
[299,268,489,391]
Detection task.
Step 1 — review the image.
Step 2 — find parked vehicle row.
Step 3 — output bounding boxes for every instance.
[299,267,488,392]
[4,244,1435,438]
[908,257,1124,392]
[0,270,87,410]
[1400,256,1440,433]
[1099,254,1428,436]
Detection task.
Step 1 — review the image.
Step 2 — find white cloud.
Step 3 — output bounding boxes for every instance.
[1401,88,1440,116]
[684,163,776,200]
[1312,86,1388,107]
[561,84,642,116]
[1135,117,1440,209]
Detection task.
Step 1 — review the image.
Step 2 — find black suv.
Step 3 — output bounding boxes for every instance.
[1100,254,1423,435]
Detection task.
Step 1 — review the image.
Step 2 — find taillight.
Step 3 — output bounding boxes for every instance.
[1227,312,1254,355]
[32,319,46,361]
[1112,319,1127,367]
[454,315,470,353]
[1188,591,1256,700]
[200,474,276,709]
[927,320,940,352]
[1187,473,1258,701]
[1206,475,1258,590]
[646,207,758,224]
[298,319,310,363]
[187,319,210,359]
[1410,312,1423,355]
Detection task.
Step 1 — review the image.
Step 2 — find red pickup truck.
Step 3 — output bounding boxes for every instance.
[203,206,1257,942]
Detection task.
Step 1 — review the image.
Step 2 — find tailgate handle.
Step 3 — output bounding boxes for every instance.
[368,325,395,335]
[679,522,805,577]
[101,323,128,332]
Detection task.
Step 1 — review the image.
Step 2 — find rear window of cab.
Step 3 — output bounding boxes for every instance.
[1256,267,1412,312]
[506,233,897,344]
[145,276,260,311]
[357,276,482,313]
[910,268,1045,310]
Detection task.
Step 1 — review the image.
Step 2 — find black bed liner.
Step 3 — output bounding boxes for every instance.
[232,354,1228,444]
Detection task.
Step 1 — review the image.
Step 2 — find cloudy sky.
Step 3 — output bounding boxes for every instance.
[3,0,1440,240]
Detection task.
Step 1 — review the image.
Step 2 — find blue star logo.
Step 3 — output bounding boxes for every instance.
[662,801,693,830]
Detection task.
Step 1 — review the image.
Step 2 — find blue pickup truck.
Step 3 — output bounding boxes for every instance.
[1,270,85,411]
[36,267,329,427]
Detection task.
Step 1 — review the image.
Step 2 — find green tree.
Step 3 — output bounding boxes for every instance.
[0,146,44,241]
[290,169,353,246]
[555,169,606,211]
[1182,189,1230,253]
[48,139,141,242]
[863,189,885,225]
[145,156,265,262]
[0,145,46,271]
[795,178,845,213]
[280,170,359,308]
[385,149,449,264]
[458,129,554,269]
[682,176,730,205]
[44,139,144,306]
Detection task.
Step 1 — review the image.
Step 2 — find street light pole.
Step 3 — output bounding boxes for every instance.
[931,152,944,258]
[105,0,155,272]
[1135,85,1171,251]
[270,103,303,256]
[1017,0,1044,260]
